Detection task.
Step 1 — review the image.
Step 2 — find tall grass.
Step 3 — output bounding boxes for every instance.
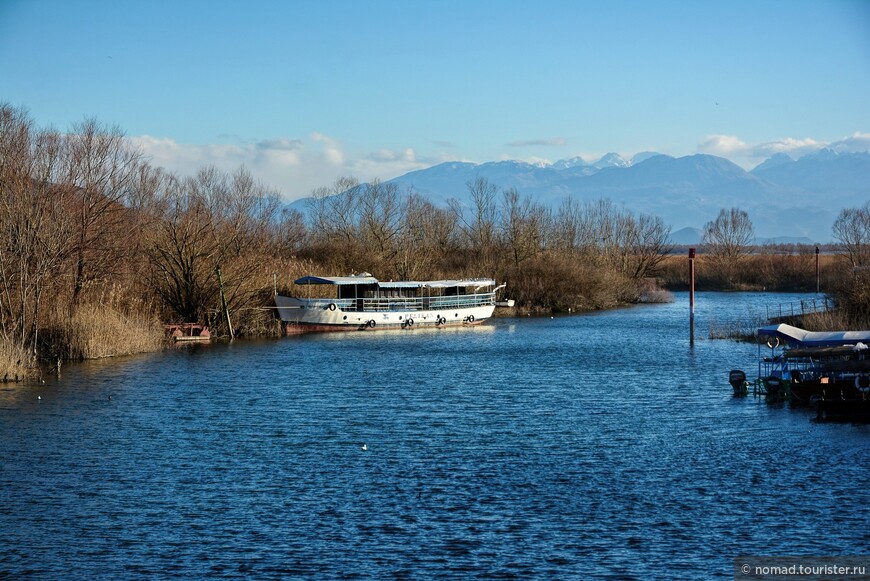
[0,339,33,381]
[799,309,856,331]
[43,303,166,360]
[707,313,768,341]
[657,250,837,292]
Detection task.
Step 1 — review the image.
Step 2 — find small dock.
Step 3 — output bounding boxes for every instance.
[165,323,211,342]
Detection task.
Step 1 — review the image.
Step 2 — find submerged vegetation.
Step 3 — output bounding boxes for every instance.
[2,104,869,379]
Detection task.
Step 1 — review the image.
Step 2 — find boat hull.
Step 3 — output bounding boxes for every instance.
[815,397,870,422]
[790,380,865,406]
[275,295,495,334]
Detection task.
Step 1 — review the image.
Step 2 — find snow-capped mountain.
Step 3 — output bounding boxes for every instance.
[290,150,870,242]
[591,152,631,169]
[550,156,589,170]
[751,149,870,194]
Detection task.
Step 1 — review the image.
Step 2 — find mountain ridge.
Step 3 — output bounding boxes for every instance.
[290,150,870,243]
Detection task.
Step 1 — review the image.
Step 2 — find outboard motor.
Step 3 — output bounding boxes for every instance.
[729,369,747,396]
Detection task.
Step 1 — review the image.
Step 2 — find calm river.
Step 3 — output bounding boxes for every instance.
[2,292,868,579]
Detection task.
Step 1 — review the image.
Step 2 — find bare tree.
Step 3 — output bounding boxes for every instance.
[63,118,142,308]
[144,173,216,322]
[393,193,433,280]
[274,208,308,258]
[552,197,583,254]
[358,180,402,261]
[622,213,672,280]
[0,104,73,355]
[702,207,754,280]
[143,166,279,324]
[307,176,361,246]
[832,202,870,268]
[499,188,551,268]
[450,177,499,271]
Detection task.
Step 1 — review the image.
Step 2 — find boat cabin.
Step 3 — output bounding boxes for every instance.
[292,273,498,313]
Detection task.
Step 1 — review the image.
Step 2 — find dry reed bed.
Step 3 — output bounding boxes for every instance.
[48,304,166,361]
[0,339,31,381]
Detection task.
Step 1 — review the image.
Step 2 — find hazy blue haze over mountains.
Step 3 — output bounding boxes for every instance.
[292,150,870,244]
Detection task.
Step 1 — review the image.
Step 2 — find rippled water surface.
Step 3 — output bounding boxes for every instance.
[2,292,869,579]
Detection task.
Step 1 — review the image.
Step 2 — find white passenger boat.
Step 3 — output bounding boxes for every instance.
[274,273,503,334]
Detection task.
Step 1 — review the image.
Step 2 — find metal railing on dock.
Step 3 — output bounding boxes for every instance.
[766,296,832,324]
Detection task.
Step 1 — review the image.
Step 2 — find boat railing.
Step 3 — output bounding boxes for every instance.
[299,292,495,312]
[759,348,868,384]
[357,292,495,312]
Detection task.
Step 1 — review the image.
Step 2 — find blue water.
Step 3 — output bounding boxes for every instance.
[2,292,868,579]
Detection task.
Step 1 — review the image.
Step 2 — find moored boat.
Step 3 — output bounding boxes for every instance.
[757,323,870,349]
[815,397,870,422]
[274,273,503,334]
[777,344,870,405]
[730,323,870,409]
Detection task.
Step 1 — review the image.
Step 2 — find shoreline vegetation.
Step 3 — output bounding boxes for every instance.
[2,104,869,381]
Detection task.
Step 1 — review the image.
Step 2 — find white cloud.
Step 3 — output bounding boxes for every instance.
[255,138,303,151]
[749,137,823,158]
[507,137,567,147]
[129,134,435,201]
[697,134,748,156]
[368,148,417,163]
[697,133,869,167]
[830,132,870,153]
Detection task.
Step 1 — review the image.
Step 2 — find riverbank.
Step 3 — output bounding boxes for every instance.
[1,304,166,382]
[3,256,867,384]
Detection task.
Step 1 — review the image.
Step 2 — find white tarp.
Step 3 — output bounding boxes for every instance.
[295,275,496,289]
[757,323,870,347]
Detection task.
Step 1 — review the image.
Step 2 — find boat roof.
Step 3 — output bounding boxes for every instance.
[294,275,378,286]
[757,323,870,347]
[784,344,869,359]
[294,274,496,288]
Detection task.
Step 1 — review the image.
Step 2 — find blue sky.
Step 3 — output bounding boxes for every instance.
[2,0,869,200]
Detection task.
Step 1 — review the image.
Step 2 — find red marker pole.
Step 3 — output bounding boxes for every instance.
[689,248,696,346]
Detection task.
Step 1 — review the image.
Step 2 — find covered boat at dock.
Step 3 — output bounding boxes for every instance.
[739,324,870,418]
[756,323,870,348]
[274,273,503,334]
[760,343,870,405]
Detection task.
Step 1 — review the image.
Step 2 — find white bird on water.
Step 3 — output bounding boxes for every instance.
[361,443,368,451]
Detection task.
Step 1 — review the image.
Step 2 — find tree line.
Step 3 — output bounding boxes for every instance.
[2,103,868,376]
[305,175,673,308]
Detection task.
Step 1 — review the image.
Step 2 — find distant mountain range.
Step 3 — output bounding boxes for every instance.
[292,149,870,243]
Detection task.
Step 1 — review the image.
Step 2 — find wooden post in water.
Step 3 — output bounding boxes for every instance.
[815,246,820,294]
[689,247,696,346]
[216,265,235,340]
